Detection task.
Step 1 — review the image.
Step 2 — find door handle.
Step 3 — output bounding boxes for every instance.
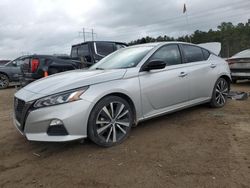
[179,72,188,77]
[210,63,217,68]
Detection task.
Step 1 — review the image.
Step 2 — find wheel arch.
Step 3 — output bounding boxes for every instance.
[89,92,137,126]
[0,72,10,79]
[219,75,231,91]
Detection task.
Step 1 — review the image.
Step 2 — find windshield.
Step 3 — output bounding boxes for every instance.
[90,46,153,70]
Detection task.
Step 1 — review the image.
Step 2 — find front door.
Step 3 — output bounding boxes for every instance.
[139,44,189,118]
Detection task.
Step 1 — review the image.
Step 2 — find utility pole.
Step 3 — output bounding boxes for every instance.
[91,29,94,41]
[79,28,97,42]
[83,28,85,42]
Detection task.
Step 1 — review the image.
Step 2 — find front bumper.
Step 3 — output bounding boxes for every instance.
[13,99,93,142]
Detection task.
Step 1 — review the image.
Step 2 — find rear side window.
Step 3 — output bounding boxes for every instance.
[202,49,210,60]
[95,42,115,56]
[77,44,89,57]
[182,45,204,63]
[71,47,78,58]
[149,44,182,66]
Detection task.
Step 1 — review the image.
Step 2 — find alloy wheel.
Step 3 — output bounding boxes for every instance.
[95,101,131,143]
[215,79,228,106]
[0,74,9,89]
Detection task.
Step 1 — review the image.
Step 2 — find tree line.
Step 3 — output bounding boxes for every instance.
[128,21,250,57]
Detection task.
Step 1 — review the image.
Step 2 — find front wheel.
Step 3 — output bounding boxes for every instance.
[210,78,229,108]
[88,96,133,147]
[0,74,9,89]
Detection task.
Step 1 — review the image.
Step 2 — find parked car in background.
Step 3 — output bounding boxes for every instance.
[0,60,10,66]
[13,42,231,147]
[0,57,24,89]
[70,41,127,66]
[227,49,250,83]
[21,54,82,84]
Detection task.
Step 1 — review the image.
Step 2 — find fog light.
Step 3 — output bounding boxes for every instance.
[47,119,68,136]
[50,119,63,126]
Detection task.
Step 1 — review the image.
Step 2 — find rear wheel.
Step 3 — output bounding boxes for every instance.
[210,77,229,108]
[88,96,133,147]
[0,74,9,89]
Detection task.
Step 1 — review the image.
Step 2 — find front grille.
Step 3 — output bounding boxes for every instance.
[14,98,33,131]
[14,98,25,123]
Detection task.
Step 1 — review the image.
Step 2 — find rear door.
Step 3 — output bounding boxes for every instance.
[180,44,219,101]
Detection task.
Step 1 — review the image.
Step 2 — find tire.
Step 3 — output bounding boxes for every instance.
[0,73,9,89]
[88,96,133,147]
[210,77,229,108]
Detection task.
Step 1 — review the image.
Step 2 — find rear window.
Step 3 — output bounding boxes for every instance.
[182,45,204,63]
[95,42,115,56]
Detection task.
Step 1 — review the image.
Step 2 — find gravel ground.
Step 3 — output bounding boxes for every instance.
[0,82,250,188]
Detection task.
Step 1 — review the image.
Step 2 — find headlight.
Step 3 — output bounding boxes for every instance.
[33,87,88,108]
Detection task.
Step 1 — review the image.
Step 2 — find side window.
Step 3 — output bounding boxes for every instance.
[149,44,182,66]
[71,47,78,58]
[77,44,89,57]
[16,59,25,66]
[96,42,115,56]
[182,45,204,63]
[202,49,210,60]
[11,59,24,67]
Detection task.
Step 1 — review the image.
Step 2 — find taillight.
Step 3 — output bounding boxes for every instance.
[226,60,235,65]
[31,59,39,73]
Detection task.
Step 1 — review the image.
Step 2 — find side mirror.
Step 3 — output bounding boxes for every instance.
[142,60,166,71]
[12,61,17,66]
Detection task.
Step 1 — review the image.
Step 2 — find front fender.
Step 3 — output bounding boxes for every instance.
[81,78,142,121]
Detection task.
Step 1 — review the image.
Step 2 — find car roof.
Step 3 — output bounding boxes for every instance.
[129,41,195,48]
[16,54,69,59]
[72,41,127,47]
[129,41,217,55]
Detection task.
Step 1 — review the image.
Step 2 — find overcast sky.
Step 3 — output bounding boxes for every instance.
[0,0,249,59]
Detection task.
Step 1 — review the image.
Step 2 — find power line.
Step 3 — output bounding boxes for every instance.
[108,10,250,39]
[112,1,250,35]
[112,13,249,40]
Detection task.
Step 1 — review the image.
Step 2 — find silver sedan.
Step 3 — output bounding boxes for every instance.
[13,42,231,147]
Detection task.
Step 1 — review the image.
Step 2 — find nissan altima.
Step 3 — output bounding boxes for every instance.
[13,42,231,147]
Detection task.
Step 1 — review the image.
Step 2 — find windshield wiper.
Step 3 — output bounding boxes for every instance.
[95,68,105,70]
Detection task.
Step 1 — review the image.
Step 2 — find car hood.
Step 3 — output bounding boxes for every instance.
[21,69,127,96]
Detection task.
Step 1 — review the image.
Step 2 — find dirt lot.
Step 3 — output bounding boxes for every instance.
[0,83,250,188]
